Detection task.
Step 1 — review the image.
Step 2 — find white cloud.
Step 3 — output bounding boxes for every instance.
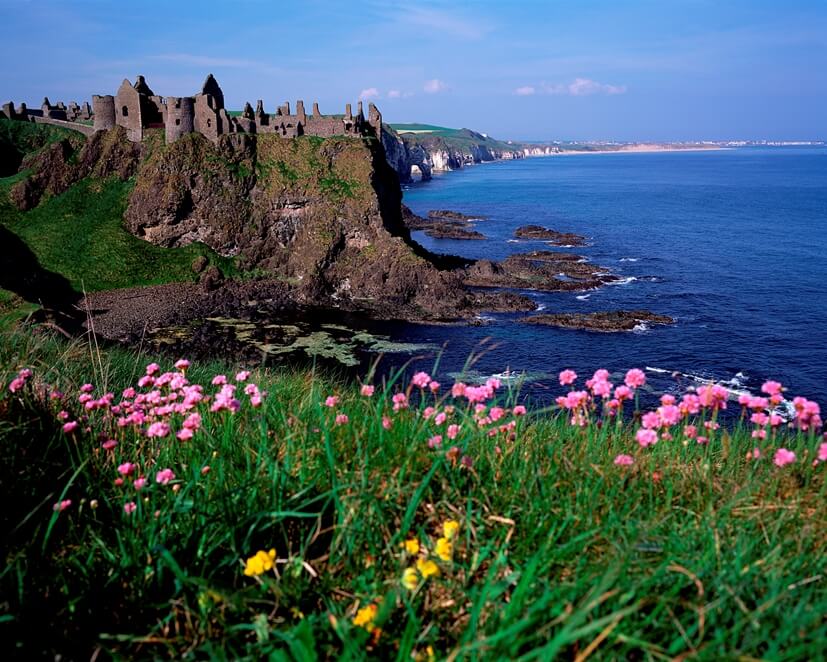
[514,85,536,96]
[544,78,626,96]
[396,7,492,40]
[387,89,401,98]
[359,87,381,100]
[423,78,448,94]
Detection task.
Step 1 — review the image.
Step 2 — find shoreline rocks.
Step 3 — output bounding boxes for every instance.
[464,254,616,292]
[521,310,675,332]
[514,225,587,246]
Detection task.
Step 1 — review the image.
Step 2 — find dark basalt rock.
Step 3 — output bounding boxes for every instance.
[464,254,616,292]
[522,310,675,332]
[514,225,587,246]
[424,225,486,240]
[428,209,487,221]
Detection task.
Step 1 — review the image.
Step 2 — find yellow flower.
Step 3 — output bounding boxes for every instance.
[416,557,440,578]
[243,548,276,576]
[402,567,419,590]
[402,538,420,555]
[434,536,453,562]
[353,603,379,632]
[443,520,460,540]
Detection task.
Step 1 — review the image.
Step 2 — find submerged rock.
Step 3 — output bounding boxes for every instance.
[522,310,675,332]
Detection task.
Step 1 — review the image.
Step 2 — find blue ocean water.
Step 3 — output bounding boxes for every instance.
[381,147,827,405]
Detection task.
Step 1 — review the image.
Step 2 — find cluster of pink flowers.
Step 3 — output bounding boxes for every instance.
[34,360,267,516]
[7,368,33,393]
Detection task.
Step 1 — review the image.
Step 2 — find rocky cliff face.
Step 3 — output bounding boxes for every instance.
[6,126,495,319]
[382,126,557,182]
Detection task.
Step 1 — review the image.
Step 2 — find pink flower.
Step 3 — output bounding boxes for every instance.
[183,412,202,430]
[250,395,263,408]
[177,428,193,441]
[761,380,783,396]
[80,383,94,393]
[451,382,467,398]
[657,405,681,426]
[360,384,375,397]
[624,368,646,388]
[156,468,175,485]
[513,405,527,416]
[429,381,440,393]
[447,424,460,440]
[683,425,697,439]
[748,447,761,460]
[773,448,796,467]
[559,369,577,386]
[62,421,79,434]
[133,477,147,490]
[145,363,160,376]
[8,377,25,392]
[412,372,431,388]
[434,411,447,426]
[211,375,227,386]
[324,395,339,408]
[174,359,190,370]
[201,465,211,475]
[124,501,137,515]
[614,454,634,466]
[614,386,632,401]
[489,407,505,422]
[428,434,442,449]
[137,375,154,388]
[423,406,436,420]
[636,428,658,448]
[392,393,408,411]
[382,416,392,430]
[752,429,767,440]
[146,422,170,438]
[53,499,72,512]
[335,414,349,425]
[642,411,661,430]
[818,443,827,462]
[591,380,612,398]
[102,440,117,451]
[235,370,250,382]
[118,462,137,476]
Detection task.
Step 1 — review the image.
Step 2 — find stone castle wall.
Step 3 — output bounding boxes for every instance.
[3,73,382,146]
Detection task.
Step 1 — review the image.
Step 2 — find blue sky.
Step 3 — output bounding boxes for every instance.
[1,0,825,141]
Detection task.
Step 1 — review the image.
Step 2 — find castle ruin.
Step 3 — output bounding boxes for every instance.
[3,74,382,144]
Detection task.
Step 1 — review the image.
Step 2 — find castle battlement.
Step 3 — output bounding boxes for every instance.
[3,74,382,145]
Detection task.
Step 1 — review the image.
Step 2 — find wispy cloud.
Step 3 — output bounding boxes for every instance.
[387,89,414,99]
[359,87,380,100]
[389,5,492,40]
[148,53,260,68]
[515,78,627,96]
[423,78,449,94]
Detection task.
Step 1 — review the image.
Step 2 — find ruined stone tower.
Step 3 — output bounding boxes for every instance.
[92,95,115,131]
[165,96,194,143]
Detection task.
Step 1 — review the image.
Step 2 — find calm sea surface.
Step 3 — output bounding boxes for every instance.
[376,147,827,405]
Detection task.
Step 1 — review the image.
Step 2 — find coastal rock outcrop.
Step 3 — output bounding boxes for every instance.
[6,122,530,321]
[514,225,588,246]
[522,311,675,332]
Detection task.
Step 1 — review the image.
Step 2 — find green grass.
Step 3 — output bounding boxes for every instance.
[1,325,824,659]
[0,176,236,293]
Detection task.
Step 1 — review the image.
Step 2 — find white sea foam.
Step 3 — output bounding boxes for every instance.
[576,293,591,300]
[608,276,638,286]
[619,257,639,262]
[536,304,547,311]
[632,323,649,333]
[507,239,520,243]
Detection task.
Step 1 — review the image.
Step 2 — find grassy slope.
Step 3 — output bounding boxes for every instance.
[1,326,824,659]
[0,119,235,295]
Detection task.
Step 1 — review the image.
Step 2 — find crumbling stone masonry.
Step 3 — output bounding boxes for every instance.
[3,74,382,145]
